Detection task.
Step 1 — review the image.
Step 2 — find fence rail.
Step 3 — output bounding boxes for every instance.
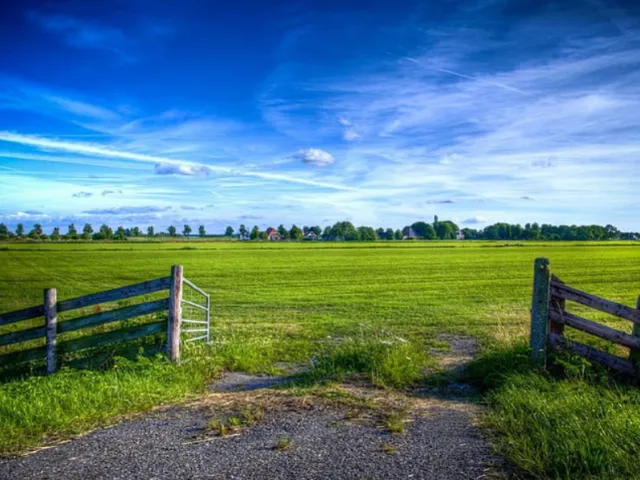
[530,257,640,377]
[0,265,209,374]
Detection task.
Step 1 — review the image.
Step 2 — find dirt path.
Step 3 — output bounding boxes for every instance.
[0,337,505,480]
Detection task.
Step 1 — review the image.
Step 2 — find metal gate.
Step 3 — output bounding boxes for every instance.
[180,277,210,343]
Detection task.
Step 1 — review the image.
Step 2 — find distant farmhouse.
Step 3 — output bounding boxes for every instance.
[303,231,318,240]
[402,226,419,240]
[265,227,281,241]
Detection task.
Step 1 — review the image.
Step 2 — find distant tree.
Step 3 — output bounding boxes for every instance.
[259,231,268,240]
[322,226,332,240]
[82,223,93,240]
[375,227,384,239]
[310,226,322,236]
[435,220,458,240]
[147,226,155,237]
[250,225,260,240]
[115,226,126,240]
[27,226,41,239]
[433,215,439,229]
[289,224,303,240]
[96,224,113,240]
[278,224,290,240]
[67,223,78,239]
[200,225,207,237]
[51,227,60,241]
[357,226,377,241]
[394,229,403,240]
[224,226,234,237]
[0,223,8,239]
[411,222,436,239]
[167,225,177,237]
[303,226,310,234]
[183,225,192,237]
[329,221,358,241]
[131,226,141,237]
[385,228,394,240]
[33,224,43,236]
[239,224,248,239]
[16,223,24,238]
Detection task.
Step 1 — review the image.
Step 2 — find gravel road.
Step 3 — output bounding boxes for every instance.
[1,399,500,480]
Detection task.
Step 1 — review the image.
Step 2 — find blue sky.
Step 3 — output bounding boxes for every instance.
[0,0,639,232]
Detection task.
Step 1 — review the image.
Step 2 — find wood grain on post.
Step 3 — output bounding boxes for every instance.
[530,257,551,367]
[167,265,183,362]
[44,288,57,374]
[549,275,565,336]
[630,296,640,365]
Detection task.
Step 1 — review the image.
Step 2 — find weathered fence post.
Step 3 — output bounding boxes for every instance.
[168,265,183,363]
[44,288,57,374]
[630,296,640,365]
[531,257,551,367]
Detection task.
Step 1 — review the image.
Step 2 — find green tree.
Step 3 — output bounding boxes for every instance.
[250,225,260,240]
[131,226,141,237]
[82,223,93,240]
[97,224,113,240]
[394,229,403,240]
[385,228,394,240]
[67,223,78,239]
[51,227,60,241]
[435,220,458,239]
[28,225,41,239]
[200,225,207,237]
[411,221,436,239]
[224,226,234,237]
[310,226,322,236]
[357,226,377,241]
[183,225,192,237]
[147,226,155,237]
[0,223,8,239]
[16,223,24,238]
[167,225,177,237]
[375,227,384,239]
[289,224,303,240]
[259,231,268,240]
[322,226,332,240]
[115,226,126,240]
[278,224,290,240]
[239,224,248,239]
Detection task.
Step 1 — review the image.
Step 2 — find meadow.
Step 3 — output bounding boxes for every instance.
[1,240,639,478]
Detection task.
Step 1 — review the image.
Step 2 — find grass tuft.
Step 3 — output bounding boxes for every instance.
[384,410,407,434]
[274,435,292,451]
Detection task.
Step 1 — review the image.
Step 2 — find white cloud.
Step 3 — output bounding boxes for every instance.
[155,162,211,177]
[293,148,335,166]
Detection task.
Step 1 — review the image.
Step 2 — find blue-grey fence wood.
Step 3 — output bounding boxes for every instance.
[0,268,186,373]
[531,257,640,377]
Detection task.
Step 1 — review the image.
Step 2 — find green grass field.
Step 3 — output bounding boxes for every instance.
[1,241,639,477]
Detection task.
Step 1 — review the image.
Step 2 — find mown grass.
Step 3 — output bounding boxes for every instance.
[1,241,640,476]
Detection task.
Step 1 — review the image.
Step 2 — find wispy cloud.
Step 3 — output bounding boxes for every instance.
[462,216,487,224]
[26,11,131,58]
[83,206,171,215]
[426,199,454,204]
[155,162,211,177]
[72,191,93,198]
[101,189,122,196]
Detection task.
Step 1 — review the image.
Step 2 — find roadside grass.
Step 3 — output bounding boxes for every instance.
[0,353,220,456]
[465,342,640,479]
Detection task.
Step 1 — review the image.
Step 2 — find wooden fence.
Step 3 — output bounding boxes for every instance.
[530,257,640,376]
[0,265,192,374]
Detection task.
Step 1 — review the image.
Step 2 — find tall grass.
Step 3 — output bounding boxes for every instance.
[466,343,640,479]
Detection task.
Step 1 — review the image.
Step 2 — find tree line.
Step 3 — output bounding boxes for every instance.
[0,218,636,241]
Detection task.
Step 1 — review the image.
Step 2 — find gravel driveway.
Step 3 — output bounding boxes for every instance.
[0,394,501,480]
